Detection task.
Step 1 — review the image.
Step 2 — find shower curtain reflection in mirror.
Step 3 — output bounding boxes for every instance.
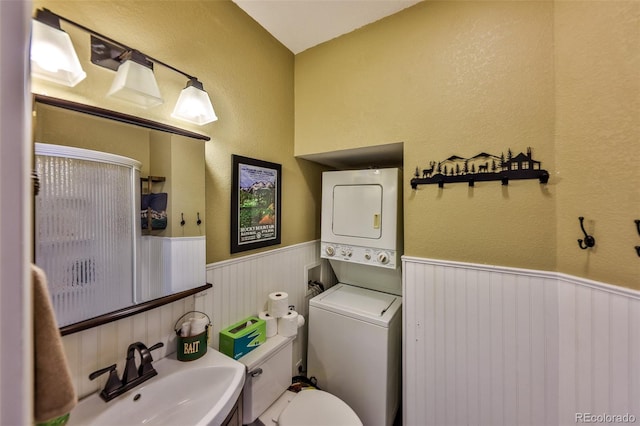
[34,143,141,327]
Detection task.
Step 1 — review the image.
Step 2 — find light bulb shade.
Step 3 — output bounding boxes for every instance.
[30,18,87,87]
[171,79,218,125]
[107,58,163,108]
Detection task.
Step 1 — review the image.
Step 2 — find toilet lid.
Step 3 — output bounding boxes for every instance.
[278,390,362,426]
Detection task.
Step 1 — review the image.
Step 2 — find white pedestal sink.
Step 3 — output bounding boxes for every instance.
[68,348,245,426]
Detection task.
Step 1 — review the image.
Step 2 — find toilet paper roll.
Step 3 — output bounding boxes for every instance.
[268,292,289,318]
[190,316,209,336]
[180,321,191,337]
[277,310,303,338]
[259,311,277,338]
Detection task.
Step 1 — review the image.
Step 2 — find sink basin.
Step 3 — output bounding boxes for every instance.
[68,348,245,426]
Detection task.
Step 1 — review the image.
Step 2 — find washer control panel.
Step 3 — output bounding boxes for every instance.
[321,242,398,269]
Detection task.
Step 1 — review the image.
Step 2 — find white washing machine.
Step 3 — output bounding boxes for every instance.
[307,283,402,426]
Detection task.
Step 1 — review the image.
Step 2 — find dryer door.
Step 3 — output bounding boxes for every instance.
[332,184,382,239]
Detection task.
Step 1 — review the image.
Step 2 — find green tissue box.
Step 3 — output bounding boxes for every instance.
[219,316,266,360]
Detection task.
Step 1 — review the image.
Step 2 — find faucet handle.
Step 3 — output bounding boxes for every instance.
[89,363,118,381]
[89,364,122,398]
[148,341,164,353]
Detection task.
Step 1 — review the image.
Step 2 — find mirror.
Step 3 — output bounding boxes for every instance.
[32,95,209,333]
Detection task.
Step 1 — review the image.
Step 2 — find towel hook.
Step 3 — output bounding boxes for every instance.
[180,213,186,227]
[197,212,202,226]
[577,216,595,250]
[634,220,640,257]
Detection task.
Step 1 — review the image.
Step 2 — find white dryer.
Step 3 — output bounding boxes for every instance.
[320,168,403,295]
[307,284,402,426]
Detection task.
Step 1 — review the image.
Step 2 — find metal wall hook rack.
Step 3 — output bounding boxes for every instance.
[410,147,549,190]
[577,216,596,250]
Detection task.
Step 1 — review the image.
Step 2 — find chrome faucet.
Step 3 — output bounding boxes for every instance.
[89,341,164,402]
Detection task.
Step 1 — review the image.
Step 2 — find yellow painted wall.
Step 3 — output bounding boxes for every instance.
[33,103,151,177]
[32,0,327,263]
[297,1,557,272]
[295,2,640,289]
[170,135,206,238]
[555,1,640,287]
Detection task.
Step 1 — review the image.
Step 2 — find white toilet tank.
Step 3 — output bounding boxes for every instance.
[238,335,293,425]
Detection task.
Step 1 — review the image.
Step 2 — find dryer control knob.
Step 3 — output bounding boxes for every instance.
[325,246,335,256]
[377,252,389,264]
[364,253,372,261]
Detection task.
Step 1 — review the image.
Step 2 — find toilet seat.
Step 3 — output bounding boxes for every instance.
[278,390,362,426]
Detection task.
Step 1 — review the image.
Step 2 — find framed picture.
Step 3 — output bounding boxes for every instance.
[231,155,282,253]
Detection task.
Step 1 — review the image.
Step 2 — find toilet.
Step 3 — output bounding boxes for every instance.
[238,334,362,426]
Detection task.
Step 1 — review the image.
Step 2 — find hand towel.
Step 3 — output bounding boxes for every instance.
[33,264,77,423]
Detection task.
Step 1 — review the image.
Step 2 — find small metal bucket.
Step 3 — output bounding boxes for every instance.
[174,311,211,362]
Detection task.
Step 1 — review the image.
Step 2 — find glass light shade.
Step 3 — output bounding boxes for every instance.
[107,59,163,108]
[30,19,87,87]
[171,82,218,125]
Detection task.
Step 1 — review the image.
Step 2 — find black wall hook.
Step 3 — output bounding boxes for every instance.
[577,216,595,250]
[634,220,640,257]
[180,213,186,227]
[197,212,202,226]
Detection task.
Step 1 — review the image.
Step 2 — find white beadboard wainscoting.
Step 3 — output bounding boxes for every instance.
[61,240,328,400]
[196,240,335,374]
[403,256,640,426]
[139,236,206,300]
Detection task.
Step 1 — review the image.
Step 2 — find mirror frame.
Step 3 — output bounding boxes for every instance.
[33,94,212,336]
[59,284,212,336]
[34,94,211,141]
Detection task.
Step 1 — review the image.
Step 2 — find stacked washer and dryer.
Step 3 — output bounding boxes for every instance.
[308,168,403,426]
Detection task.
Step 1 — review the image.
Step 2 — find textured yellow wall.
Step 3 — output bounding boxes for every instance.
[295,1,639,288]
[555,1,640,287]
[296,1,557,272]
[170,135,206,238]
[32,0,327,263]
[33,102,151,175]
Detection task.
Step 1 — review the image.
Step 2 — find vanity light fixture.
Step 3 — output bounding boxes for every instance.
[172,78,218,125]
[107,50,164,109]
[30,9,87,87]
[30,8,218,125]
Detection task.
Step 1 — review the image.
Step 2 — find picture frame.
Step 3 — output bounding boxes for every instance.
[230,155,282,253]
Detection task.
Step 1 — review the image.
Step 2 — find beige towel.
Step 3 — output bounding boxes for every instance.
[33,264,77,423]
